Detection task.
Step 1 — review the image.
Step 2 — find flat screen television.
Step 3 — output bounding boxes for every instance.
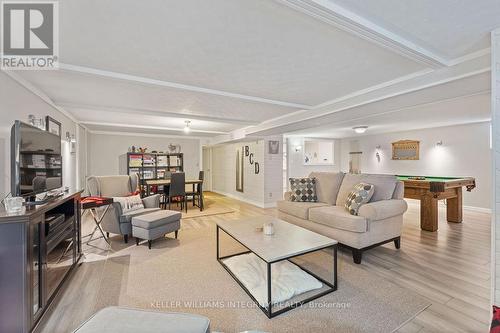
[11,121,62,197]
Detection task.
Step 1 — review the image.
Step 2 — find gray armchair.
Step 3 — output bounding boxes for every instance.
[86,174,161,243]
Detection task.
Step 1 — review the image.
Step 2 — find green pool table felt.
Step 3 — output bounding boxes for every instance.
[396,175,464,182]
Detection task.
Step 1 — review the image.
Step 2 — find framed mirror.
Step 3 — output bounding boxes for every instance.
[303,139,334,165]
[392,140,420,160]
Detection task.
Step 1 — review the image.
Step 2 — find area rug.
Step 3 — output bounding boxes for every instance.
[167,197,235,219]
[92,224,430,333]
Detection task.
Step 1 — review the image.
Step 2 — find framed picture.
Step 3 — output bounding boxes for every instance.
[46,116,61,136]
[236,146,244,192]
[392,140,419,160]
[268,140,280,154]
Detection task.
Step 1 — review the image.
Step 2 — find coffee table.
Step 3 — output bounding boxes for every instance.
[216,216,337,318]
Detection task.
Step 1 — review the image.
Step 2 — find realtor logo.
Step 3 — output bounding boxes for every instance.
[1,1,58,69]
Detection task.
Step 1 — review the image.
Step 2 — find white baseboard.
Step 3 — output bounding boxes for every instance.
[211,189,266,208]
[462,205,491,213]
[407,199,491,213]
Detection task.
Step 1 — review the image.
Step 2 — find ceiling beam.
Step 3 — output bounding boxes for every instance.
[275,0,472,68]
[245,53,490,137]
[57,102,260,126]
[58,63,312,110]
[80,121,227,135]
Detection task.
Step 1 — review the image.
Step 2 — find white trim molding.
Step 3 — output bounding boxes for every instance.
[58,63,312,110]
[275,0,490,68]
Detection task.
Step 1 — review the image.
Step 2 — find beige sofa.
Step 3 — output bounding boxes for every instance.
[277,172,408,264]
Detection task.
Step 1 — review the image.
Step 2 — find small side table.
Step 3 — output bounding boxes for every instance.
[81,196,114,246]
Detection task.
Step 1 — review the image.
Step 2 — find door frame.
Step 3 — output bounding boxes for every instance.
[202,147,213,192]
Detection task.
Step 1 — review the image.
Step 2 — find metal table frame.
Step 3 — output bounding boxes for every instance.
[82,203,112,246]
[216,224,337,318]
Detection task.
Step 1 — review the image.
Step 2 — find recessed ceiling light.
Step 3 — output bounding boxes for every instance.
[184,120,191,133]
[353,126,368,134]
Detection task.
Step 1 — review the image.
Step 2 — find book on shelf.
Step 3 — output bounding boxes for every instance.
[142,155,155,166]
[129,168,140,175]
[157,155,168,167]
[143,170,155,179]
[170,156,181,167]
[157,169,166,179]
[129,154,143,167]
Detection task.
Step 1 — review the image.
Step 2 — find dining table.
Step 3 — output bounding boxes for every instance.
[144,178,204,210]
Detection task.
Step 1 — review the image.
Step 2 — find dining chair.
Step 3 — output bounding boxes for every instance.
[168,172,187,213]
[160,171,173,208]
[186,171,204,211]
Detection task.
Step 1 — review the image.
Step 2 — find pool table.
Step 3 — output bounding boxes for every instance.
[396,175,476,232]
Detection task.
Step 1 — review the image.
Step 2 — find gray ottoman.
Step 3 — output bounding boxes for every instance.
[74,306,210,333]
[132,210,181,249]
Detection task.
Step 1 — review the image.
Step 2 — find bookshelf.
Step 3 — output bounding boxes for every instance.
[126,152,184,183]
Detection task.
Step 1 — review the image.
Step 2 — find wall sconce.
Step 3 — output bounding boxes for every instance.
[294,145,302,152]
[436,140,443,146]
[65,131,76,143]
[375,145,381,162]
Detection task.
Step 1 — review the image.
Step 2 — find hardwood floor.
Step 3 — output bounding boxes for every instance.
[37,192,491,333]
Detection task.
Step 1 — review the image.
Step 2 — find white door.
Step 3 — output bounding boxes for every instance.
[202,147,212,191]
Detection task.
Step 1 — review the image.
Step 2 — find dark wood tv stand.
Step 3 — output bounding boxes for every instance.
[0,191,82,333]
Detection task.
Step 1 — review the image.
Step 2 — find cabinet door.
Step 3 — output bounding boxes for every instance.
[29,218,43,324]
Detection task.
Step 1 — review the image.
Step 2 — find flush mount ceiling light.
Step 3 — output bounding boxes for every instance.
[353,126,368,134]
[184,120,191,133]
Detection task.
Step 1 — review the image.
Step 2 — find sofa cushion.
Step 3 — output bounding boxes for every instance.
[97,176,132,197]
[358,199,408,221]
[119,207,161,223]
[132,210,182,229]
[276,200,329,220]
[336,174,398,206]
[289,177,318,202]
[345,183,375,215]
[309,206,368,233]
[309,172,345,205]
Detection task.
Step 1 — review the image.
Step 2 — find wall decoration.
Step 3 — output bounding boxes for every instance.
[236,146,244,192]
[392,140,420,160]
[45,116,61,136]
[303,139,334,165]
[168,143,181,153]
[244,145,261,174]
[268,140,280,154]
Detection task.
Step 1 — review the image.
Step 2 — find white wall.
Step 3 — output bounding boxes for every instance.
[491,28,499,305]
[339,122,491,209]
[286,137,341,179]
[264,136,284,206]
[212,140,265,207]
[0,72,78,196]
[87,132,201,179]
[211,137,284,208]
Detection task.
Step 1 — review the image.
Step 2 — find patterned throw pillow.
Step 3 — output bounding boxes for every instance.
[345,183,375,215]
[289,177,318,202]
[491,306,500,333]
[113,194,144,213]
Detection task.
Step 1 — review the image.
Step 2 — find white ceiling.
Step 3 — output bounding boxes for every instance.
[329,0,500,59]
[10,0,499,139]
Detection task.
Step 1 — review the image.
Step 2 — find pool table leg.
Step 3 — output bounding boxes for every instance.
[447,188,463,223]
[421,194,439,232]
